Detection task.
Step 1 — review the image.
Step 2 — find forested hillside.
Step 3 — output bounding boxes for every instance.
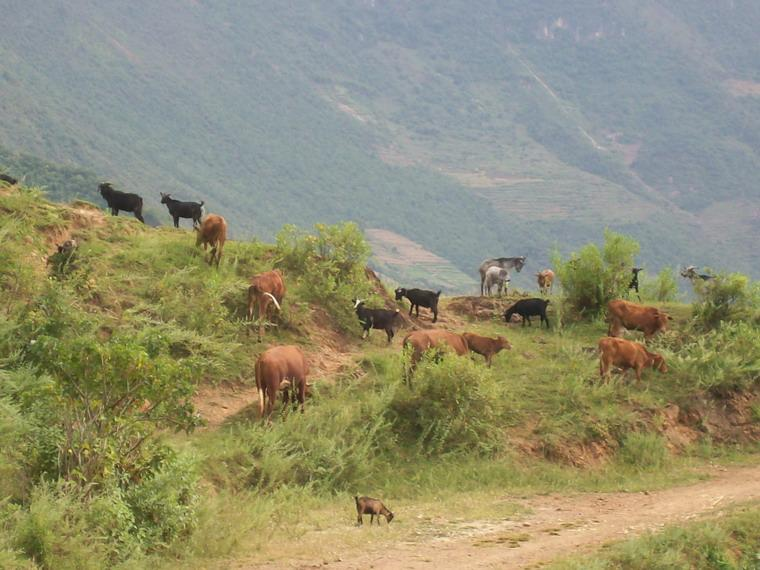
[1,1,758,289]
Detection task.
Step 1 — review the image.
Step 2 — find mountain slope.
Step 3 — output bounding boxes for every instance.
[0,1,758,287]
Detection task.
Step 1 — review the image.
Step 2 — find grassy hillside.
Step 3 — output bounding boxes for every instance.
[0,1,758,289]
[0,185,758,568]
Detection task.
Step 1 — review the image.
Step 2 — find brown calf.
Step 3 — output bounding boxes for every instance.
[536,269,555,295]
[355,496,394,526]
[194,214,227,267]
[255,345,308,418]
[402,329,469,381]
[598,336,667,382]
[462,332,512,366]
[607,299,670,340]
[247,269,286,340]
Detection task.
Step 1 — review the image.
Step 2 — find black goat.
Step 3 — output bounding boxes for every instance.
[353,299,401,343]
[0,173,18,185]
[394,287,441,323]
[99,183,145,223]
[160,192,204,228]
[504,298,550,328]
[628,267,643,301]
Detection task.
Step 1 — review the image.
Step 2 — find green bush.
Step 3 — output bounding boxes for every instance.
[552,230,640,317]
[388,355,507,456]
[640,267,679,303]
[692,273,760,330]
[618,432,669,470]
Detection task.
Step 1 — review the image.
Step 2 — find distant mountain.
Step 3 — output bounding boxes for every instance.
[1,1,758,288]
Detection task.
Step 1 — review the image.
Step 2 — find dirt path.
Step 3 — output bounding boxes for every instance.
[244,464,760,569]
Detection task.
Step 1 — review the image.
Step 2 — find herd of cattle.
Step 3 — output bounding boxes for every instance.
[5,178,700,420]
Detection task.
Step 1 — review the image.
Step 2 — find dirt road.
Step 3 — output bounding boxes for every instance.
[244,464,760,569]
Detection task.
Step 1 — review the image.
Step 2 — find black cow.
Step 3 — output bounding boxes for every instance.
[394,287,441,323]
[353,299,402,343]
[504,298,550,328]
[99,183,145,223]
[160,192,204,228]
[0,173,18,185]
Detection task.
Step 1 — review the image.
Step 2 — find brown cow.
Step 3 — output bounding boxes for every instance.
[194,214,227,267]
[247,270,286,340]
[536,269,555,295]
[607,299,670,339]
[255,345,308,418]
[402,329,469,381]
[598,337,667,382]
[462,332,512,367]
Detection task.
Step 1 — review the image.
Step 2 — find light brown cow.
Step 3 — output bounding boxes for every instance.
[247,269,286,340]
[194,214,227,267]
[536,269,555,295]
[255,345,308,418]
[402,329,469,381]
[607,299,670,339]
[462,332,512,367]
[598,336,667,382]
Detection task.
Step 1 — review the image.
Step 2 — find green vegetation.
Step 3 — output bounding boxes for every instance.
[550,503,760,570]
[0,187,758,568]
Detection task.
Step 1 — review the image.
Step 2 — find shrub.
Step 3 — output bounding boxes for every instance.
[388,355,507,456]
[618,432,669,469]
[552,230,640,317]
[640,267,679,303]
[691,272,760,330]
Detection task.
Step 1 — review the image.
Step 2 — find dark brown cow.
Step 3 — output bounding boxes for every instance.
[194,214,227,267]
[607,299,670,339]
[598,336,667,382]
[402,329,469,381]
[255,345,308,418]
[247,269,286,340]
[462,332,512,367]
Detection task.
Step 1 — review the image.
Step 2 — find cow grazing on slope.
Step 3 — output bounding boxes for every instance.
[402,329,469,381]
[160,192,204,228]
[462,332,512,366]
[598,337,667,382]
[355,496,394,526]
[255,345,308,418]
[194,214,227,267]
[536,269,555,295]
[479,256,526,296]
[247,269,286,340]
[607,299,670,340]
[483,266,510,296]
[353,299,402,343]
[99,182,145,223]
[504,298,550,328]
[394,287,441,322]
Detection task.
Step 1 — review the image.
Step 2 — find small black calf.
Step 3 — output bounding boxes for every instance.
[394,287,441,323]
[353,299,401,343]
[99,183,145,223]
[504,298,550,328]
[160,192,204,228]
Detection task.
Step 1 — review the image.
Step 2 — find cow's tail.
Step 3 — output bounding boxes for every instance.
[255,359,265,417]
[263,292,281,311]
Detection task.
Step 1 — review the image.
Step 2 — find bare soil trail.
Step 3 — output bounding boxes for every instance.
[236,464,760,570]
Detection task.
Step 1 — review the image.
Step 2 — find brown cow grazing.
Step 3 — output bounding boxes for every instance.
[247,270,286,340]
[536,269,555,295]
[255,345,308,418]
[194,214,227,267]
[403,329,469,382]
[607,299,670,340]
[598,337,667,382]
[462,332,512,367]
[355,496,394,526]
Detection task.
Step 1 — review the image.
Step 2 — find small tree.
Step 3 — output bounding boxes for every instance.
[692,273,760,330]
[640,267,679,302]
[552,230,640,317]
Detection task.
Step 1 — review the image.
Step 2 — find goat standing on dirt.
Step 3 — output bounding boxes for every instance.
[355,496,394,526]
